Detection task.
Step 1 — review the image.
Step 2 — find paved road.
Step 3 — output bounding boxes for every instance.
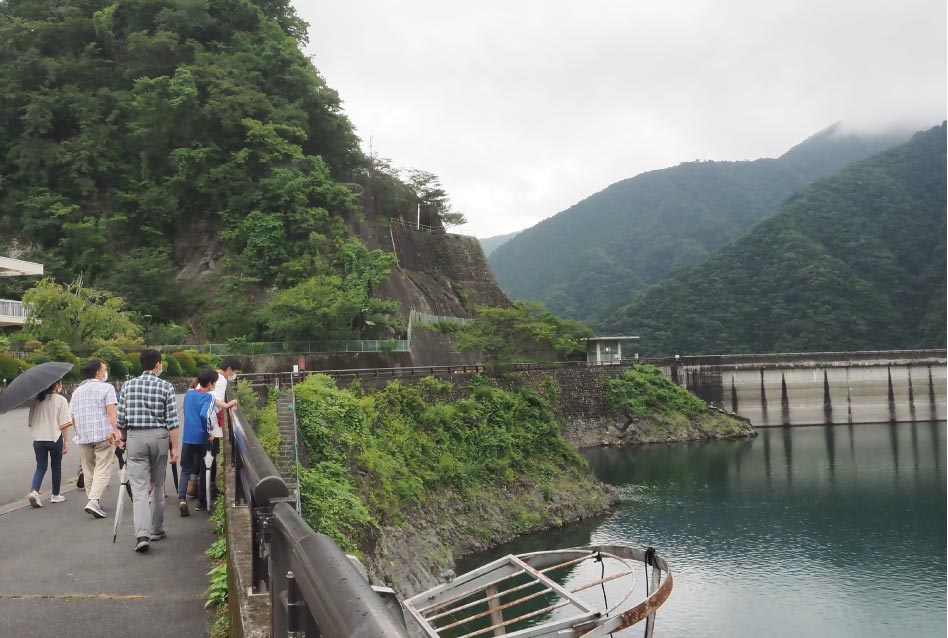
[0,395,214,638]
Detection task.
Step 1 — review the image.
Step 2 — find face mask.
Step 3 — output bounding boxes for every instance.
[102,372,108,382]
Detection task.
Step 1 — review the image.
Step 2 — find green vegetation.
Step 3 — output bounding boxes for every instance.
[453,302,594,362]
[235,380,280,459]
[206,496,229,636]
[22,279,138,344]
[598,123,947,355]
[604,365,707,417]
[291,374,587,554]
[489,125,912,321]
[0,0,457,346]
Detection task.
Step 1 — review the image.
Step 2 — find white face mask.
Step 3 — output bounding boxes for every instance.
[102,372,108,382]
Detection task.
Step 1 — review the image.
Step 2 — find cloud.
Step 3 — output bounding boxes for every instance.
[297,0,946,236]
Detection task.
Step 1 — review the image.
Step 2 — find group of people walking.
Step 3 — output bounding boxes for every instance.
[25,350,239,552]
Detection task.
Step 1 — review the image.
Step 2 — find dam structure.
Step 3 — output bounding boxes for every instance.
[662,350,947,427]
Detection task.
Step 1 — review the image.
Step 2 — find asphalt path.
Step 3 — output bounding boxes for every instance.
[0,394,213,638]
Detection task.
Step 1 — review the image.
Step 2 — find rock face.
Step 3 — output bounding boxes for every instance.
[361,476,620,598]
[347,208,511,319]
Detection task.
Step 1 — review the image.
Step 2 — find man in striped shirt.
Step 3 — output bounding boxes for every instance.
[117,349,180,553]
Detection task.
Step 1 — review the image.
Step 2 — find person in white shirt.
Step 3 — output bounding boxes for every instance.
[69,359,121,519]
[27,379,72,508]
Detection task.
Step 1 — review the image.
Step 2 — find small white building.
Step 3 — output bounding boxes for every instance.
[581,336,639,364]
[0,256,43,327]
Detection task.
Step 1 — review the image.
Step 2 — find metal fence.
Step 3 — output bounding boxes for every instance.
[153,340,410,356]
[227,404,409,638]
[409,309,472,327]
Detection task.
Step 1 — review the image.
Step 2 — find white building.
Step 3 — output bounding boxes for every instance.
[581,336,639,364]
[0,256,43,327]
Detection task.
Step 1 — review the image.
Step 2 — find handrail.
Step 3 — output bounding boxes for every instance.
[235,349,948,387]
[270,502,408,638]
[226,401,408,637]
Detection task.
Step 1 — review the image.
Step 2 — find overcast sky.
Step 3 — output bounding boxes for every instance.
[297,0,946,238]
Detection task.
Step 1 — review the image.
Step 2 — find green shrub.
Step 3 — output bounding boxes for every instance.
[193,352,216,369]
[603,364,707,417]
[235,381,281,460]
[172,350,198,377]
[162,353,183,378]
[0,352,27,383]
[291,373,585,545]
[125,352,142,376]
[90,346,129,379]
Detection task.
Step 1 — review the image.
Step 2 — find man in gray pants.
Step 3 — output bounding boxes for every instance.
[117,349,180,553]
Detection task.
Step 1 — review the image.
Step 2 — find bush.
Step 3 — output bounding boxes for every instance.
[172,350,199,377]
[603,364,707,417]
[125,352,142,376]
[235,381,281,460]
[90,345,128,379]
[193,352,216,369]
[0,352,27,383]
[162,353,184,378]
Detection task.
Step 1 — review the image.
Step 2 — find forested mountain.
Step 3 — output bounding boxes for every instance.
[488,125,913,321]
[0,0,440,342]
[596,123,947,355]
[478,231,519,256]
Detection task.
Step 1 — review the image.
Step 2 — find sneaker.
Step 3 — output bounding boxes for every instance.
[84,500,106,519]
[28,491,42,508]
[134,537,150,553]
[149,530,167,541]
[50,494,65,503]
[195,502,207,511]
[179,500,190,517]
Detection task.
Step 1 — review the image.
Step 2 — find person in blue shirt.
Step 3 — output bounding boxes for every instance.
[177,368,219,516]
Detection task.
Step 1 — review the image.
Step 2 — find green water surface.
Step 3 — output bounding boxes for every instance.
[461,422,947,637]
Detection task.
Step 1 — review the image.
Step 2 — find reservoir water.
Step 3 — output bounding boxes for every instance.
[459,422,946,637]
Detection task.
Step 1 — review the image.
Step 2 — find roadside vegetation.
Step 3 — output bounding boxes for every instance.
[206,495,229,638]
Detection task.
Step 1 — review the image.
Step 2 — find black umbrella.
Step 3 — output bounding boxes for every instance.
[0,361,74,413]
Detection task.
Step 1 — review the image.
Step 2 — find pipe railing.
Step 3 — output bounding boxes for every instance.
[236,349,948,387]
[226,403,409,638]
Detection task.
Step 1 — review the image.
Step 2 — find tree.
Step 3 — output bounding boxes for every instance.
[22,278,139,345]
[405,169,467,229]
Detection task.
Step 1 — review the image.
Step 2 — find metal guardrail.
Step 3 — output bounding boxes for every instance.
[167,340,411,355]
[227,404,408,637]
[234,349,948,387]
[238,364,490,386]
[0,299,25,318]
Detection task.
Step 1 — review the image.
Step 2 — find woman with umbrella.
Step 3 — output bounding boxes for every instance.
[0,362,75,507]
[26,378,72,507]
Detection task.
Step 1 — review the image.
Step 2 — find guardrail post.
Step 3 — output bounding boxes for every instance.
[254,509,273,591]
[286,571,303,638]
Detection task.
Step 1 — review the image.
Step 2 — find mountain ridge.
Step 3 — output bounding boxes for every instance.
[488,125,916,321]
[595,123,947,354]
